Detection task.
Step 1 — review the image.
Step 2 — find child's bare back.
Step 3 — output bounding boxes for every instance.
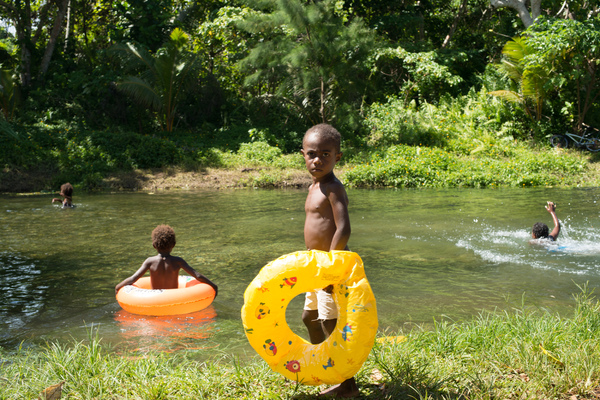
[142,254,193,289]
[115,225,218,296]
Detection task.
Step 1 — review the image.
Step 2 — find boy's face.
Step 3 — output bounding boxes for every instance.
[301,133,341,180]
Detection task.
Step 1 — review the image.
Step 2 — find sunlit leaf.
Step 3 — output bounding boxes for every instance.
[38,381,64,400]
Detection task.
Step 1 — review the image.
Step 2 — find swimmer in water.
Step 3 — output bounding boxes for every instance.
[52,183,74,208]
[531,201,560,241]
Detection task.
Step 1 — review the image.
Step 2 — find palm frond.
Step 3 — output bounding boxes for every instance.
[502,37,531,64]
[488,90,523,104]
[116,77,163,112]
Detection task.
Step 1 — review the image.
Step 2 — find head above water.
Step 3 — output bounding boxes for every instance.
[302,123,341,153]
[60,183,73,199]
[532,222,549,239]
[152,224,176,253]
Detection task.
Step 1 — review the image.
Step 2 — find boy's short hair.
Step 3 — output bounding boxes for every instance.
[532,222,549,239]
[152,225,176,251]
[60,183,73,198]
[303,123,341,152]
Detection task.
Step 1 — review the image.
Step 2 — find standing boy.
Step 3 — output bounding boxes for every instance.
[300,123,358,398]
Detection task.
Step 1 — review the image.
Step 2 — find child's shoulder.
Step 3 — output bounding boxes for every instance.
[163,254,187,266]
[144,254,162,263]
[323,175,347,193]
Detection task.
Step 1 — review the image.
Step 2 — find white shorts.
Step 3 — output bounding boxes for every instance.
[303,290,338,320]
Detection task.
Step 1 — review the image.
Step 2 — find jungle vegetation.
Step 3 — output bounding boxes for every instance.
[0,0,599,190]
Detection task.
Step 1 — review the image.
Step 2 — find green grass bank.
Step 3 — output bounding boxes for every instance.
[2,288,600,399]
[2,91,600,193]
[2,127,600,193]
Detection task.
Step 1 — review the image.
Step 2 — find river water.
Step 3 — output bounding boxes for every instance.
[1,188,599,355]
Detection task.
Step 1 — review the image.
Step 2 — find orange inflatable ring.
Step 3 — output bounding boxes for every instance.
[116,276,216,316]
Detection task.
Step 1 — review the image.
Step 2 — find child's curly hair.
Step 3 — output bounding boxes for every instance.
[60,183,73,198]
[152,225,176,252]
[532,222,549,239]
[303,123,342,152]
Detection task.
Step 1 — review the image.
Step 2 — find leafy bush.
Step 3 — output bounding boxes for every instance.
[1,123,232,189]
[365,99,449,147]
[343,144,587,188]
[363,85,563,153]
[219,141,303,170]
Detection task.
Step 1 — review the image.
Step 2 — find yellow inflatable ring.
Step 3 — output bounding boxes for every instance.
[116,276,215,316]
[241,250,378,385]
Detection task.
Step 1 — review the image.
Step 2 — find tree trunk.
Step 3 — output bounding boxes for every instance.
[16,31,32,87]
[16,0,33,87]
[38,0,69,82]
[490,0,534,28]
[319,76,325,124]
[64,0,71,51]
[531,0,541,20]
[442,0,469,48]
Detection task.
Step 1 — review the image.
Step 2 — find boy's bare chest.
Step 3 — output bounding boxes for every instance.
[305,186,330,214]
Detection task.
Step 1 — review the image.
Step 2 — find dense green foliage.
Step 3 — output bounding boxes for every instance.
[0,0,598,190]
[343,91,591,188]
[2,288,600,398]
[344,144,586,188]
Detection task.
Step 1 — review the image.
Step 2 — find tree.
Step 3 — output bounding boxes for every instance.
[490,17,600,131]
[489,0,541,28]
[369,46,464,106]
[0,0,70,86]
[237,0,377,125]
[114,28,202,132]
[194,6,254,99]
[0,68,20,121]
[525,17,600,130]
[488,37,548,121]
[112,0,175,52]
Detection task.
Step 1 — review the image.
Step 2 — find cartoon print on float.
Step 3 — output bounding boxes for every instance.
[241,250,378,386]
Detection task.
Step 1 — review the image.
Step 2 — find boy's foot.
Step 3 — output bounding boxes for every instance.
[318,379,359,398]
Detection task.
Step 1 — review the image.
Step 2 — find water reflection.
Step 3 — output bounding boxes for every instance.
[0,251,45,342]
[114,307,217,353]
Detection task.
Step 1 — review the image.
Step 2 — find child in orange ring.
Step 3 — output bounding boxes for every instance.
[300,123,358,398]
[531,201,561,241]
[115,225,218,296]
[51,183,74,208]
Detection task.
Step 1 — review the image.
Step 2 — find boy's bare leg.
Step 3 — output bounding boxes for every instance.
[318,319,360,398]
[302,309,326,344]
[318,379,359,398]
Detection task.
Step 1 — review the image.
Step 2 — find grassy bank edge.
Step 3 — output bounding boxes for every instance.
[2,287,600,399]
[3,154,600,196]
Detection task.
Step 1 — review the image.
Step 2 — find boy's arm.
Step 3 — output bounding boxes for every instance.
[546,201,560,240]
[115,260,151,294]
[321,183,351,294]
[327,182,351,251]
[180,261,219,299]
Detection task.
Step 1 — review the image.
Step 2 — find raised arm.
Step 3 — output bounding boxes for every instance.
[115,260,151,294]
[181,261,219,299]
[546,201,560,240]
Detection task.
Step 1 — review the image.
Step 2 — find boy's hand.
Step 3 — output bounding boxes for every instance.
[323,284,334,293]
[545,201,556,213]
